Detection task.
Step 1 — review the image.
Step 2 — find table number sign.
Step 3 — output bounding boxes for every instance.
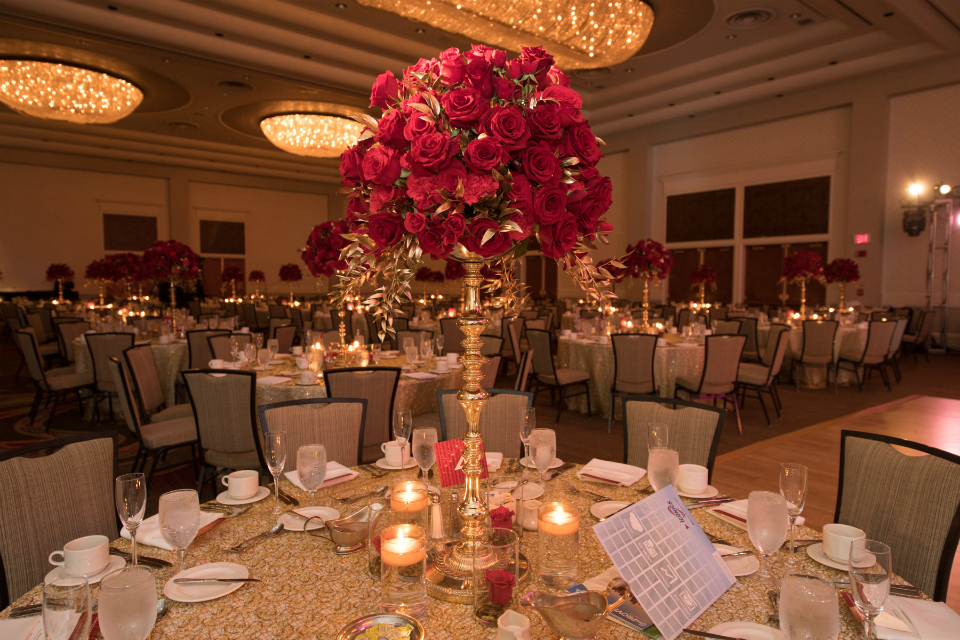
[593,486,735,640]
[433,438,488,488]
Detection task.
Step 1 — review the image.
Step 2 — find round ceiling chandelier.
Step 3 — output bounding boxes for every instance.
[260,113,365,158]
[0,60,143,124]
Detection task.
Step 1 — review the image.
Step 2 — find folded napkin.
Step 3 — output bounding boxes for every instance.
[284,461,358,491]
[381,350,400,358]
[0,616,41,640]
[576,459,646,486]
[708,499,804,529]
[486,452,503,471]
[403,372,438,380]
[121,511,223,550]
[876,596,960,640]
[256,376,290,385]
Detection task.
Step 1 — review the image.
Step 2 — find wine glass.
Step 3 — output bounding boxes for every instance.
[394,409,413,458]
[779,573,839,640]
[257,348,271,371]
[297,444,327,505]
[419,336,431,363]
[529,428,556,489]
[647,422,669,450]
[255,333,264,349]
[158,489,201,574]
[849,540,892,640]
[267,338,279,360]
[403,336,415,353]
[746,490,788,586]
[372,344,381,364]
[436,334,444,356]
[412,427,438,480]
[519,408,536,467]
[98,566,157,640]
[115,473,146,565]
[264,431,287,514]
[43,580,91,640]
[779,463,808,565]
[230,335,242,363]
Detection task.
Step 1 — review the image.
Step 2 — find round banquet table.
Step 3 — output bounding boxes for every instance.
[756,324,868,389]
[557,336,705,418]
[1,462,917,639]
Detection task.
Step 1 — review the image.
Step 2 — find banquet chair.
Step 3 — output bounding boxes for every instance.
[884,317,909,383]
[677,308,693,329]
[901,310,934,362]
[241,303,268,332]
[833,320,897,393]
[579,310,601,319]
[481,336,503,358]
[439,317,466,354]
[269,304,288,319]
[188,300,201,316]
[86,332,135,423]
[869,310,894,321]
[659,306,677,325]
[187,329,230,369]
[0,432,118,608]
[436,389,533,459]
[25,311,52,347]
[792,320,838,392]
[6,317,28,378]
[525,319,546,331]
[501,317,526,372]
[258,398,367,467]
[396,330,432,354]
[274,324,297,354]
[15,329,95,429]
[713,320,741,335]
[55,320,91,366]
[514,350,534,392]
[399,303,416,320]
[182,369,267,493]
[290,308,311,345]
[108,357,197,486]
[526,329,591,424]
[520,310,539,321]
[608,334,658,433]
[321,330,341,348]
[123,344,195,422]
[480,355,502,389]
[674,334,746,434]
[709,308,729,323]
[364,314,392,348]
[835,430,960,601]
[207,333,252,362]
[730,316,759,362]
[622,395,724,481]
[323,367,401,464]
[760,323,790,367]
[268,317,293,340]
[736,329,790,426]
[28,308,56,344]
[392,317,410,332]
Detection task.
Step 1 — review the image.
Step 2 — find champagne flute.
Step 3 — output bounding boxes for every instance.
[519,408,536,466]
[243,343,257,368]
[436,334,444,357]
[255,333,264,349]
[529,428,556,489]
[265,431,287,514]
[158,489,201,574]
[115,473,147,566]
[267,338,279,360]
[779,573,839,640]
[230,335,241,363]
[43,580,91,640]
[779,463,808,565]
[746,490,788,586]
[849,540,892,640]
[412,427,438,480]
[98,566,157,640]
[297,444,327,505]
[394,409,413,461]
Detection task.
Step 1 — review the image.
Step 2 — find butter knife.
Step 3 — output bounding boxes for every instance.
[277,487,299,506]
[110,550,172,568]
[173,577,261,583]
[544,462,575,481]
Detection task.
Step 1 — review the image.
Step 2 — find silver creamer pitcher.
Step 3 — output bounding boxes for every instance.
[306,504,379,555]
[520,578,630,640]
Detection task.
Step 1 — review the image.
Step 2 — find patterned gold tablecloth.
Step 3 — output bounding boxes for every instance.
[557,338,705,418]
[756,325,867,389]
[1,463,910,639]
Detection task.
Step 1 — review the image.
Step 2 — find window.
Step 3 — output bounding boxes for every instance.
[743,177,830,238]
[102,214,157,251]
[199,220,245,255]
[666,188,735,243]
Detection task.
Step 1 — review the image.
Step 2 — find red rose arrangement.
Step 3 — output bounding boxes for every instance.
[249,270,266,283]
[622,240,673,280]
[46,263,74,282]
[485,568,516,606]
[337,44,616,333]
[824,258,860,284]
[489,506,514,530]
[414,267,445,283]
[301,220,351,277]
[85,259,113,282]
[104,253,145,283]
[444,259,466,281]
[221,266,244,283]
[690,264,717,287]
[142,240,200,282]
[781,250,825,284]
[279,263,303,282]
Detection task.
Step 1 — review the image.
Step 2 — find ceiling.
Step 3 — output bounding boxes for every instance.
[1,0,958,184]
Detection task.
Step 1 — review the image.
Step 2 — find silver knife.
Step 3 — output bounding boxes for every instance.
[173,577,261,583]
[544,462,575,481]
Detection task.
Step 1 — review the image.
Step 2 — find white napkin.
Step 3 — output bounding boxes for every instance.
[256,376,290,385]
[403,372,437,380]
[485,452,503,471]
[121,511,222,550]
[0,617,42,640]
[576,459,646,486]
[284,461,358,491]
[707,499,804,529]
[877,596,960,640]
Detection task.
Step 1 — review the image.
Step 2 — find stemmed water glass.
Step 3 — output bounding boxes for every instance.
[244,343,257,368]
[115,473,147,565]
[230,336,242,363]
[297,444,327,505]
[43,580,91,640]
[436,334,444,357]
[98,565,157,640]
[372,344,381,364]
[746,490,788,586]
[419,337,432,364]
[849,540,892,640]
[257,348,271,371]
[519,408,536,466]
[647,423,678,492]
[779,463,808,565]
[267,338,280,360]
[529,428,556,489]
[255,333,264,349]
[412,427,438,480]
[779,573,839,640]
[265,431,287,514]
[394,409,413,460]
[158,489,201,574]
[403,336,415,354]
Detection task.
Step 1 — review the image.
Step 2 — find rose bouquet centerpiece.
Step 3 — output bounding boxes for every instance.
[85,259,113,306]
[690,263,717,305]
[46,263,74,302]
[279,263,303,301]
[824,258,860,311]
[104,253,144,300]
[302,220,351,280]
[249,270,266,298]
[620,239,673,328]
[221,266,244,299]
[779,249,825,318]
[142,240,201,309]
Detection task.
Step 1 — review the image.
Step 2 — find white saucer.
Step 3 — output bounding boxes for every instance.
[806,543,875,570]
[591,501,632,519]
[677,485,719,499]
[492,480,544,500]
[375,457,418,470]
[217,485,270,505]
[164,562,249,603]
[430,369,456,375]
[44,555,125,586]
[295,381,320,386]
[520,457,564,469]
[709,622,783,640]
[278,506,341,531]
[713,543,759,577]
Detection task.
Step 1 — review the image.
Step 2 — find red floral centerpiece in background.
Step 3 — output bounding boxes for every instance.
[85,258,112,306]
[824,258,860,310]
[221,266,244,298]
[279,263,302,301]
[780,249,825,318]
[302,220,351,278]
[444,259,466,281]
[619,239,672,328]
[414,267,444,283]
[47,263,74,302]
[142,240,201,308]
[597,258,625,284]
[690,263,717,305]
[248,269,266,298]
[103,253,145,300]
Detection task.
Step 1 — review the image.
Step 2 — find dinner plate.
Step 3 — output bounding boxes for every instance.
[806,543,875,570]
[713,543,759,577]
[709,622,784,640]
[491,479,544,500]
[590,501,632,519]
[164,562,250,603]
[278,506,341,531]
[677,485,719,499]
[44,555,125,586]
[519,457,564,469]
[217,486,270,505]
[375,457,418,470]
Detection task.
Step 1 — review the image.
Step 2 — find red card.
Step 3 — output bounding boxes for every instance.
[434,438,488,488]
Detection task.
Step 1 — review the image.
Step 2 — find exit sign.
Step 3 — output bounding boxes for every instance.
[855,234,870,244]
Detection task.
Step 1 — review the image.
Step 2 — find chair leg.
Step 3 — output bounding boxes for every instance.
[794,362,800,392]
[756,388,771,427]
[607,393,614,433]
[146,451,161,487]
[730,393,742,434]
[28,389,43,425]
[47,391,62,431]
[879,365,891,392]
[768,386,782,418]
[555,386,564,424]
[584,383,592,418]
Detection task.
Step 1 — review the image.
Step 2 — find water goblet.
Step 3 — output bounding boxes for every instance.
[257,348,271,370]
[779,463,808,566]
[394,409,413,456]
[244,343,257,368]
[403,337,415,353]
[779,573,839,640]
[419,337,431,364]
[158,489,201,574]
[115,473,146,565]
[98,566,157,640]
[412,427,438,480]
[230,336,242,362]
[267,338,279,360]
[265,431,287,514]
[436,334,444,356]
[297,444,327,505]
[647,448,679,492]
[255,333,264,349]
[849,540,892,640]
[372,344,382,364]
[529,428,556,490]
[43,579,91,640]
[746,490,788,586]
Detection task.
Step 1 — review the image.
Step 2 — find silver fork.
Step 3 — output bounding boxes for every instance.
[562,481,608,502]
[361,464,389,478]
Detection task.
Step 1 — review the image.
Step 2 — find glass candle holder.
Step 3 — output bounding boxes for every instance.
[474,527,521,626]
[379,521,428,619]
[487,476,520,530]
[390,481,429,529]
[537,501,579,590]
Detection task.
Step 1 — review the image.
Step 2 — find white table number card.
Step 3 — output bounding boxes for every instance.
[593,486,736,640]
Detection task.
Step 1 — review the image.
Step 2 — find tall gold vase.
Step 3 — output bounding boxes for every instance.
[641,279,651,329]
[838,282,846,311]
[57,279,64,303]
[800,280,806,319]
[698,282,705,306]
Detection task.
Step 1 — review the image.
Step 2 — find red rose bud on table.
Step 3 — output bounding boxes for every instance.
[489,505,514,530]
[485,569,516,606]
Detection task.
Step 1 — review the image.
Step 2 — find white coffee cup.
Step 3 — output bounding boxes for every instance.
[668,327,678,334]
[677,464,709,495]
[158,335,171,344]
[240,327,250,333]
[446,352,458,365]
[657,338,668,347]
[291,346,303,355]
[436,359,449,373]
[521,500,542,531]
[296,357,309,370]
[208,359,224,369]
[300,371,316,385]
[822,523,866,563]
[221,469,260,500]
[561,330,570,338]
[49,534,109,577]
[497,610,531,640]
[381,441,407,467]
[598,335,609,344]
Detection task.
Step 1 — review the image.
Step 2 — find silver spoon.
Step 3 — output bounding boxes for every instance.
[335,485,388,504]
[156,598,169,621]
[229,523,284,553]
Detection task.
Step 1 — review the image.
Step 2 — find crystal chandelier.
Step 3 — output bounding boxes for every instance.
[0,60,143,124]
[356,0,654,68]
[260,113,365,158]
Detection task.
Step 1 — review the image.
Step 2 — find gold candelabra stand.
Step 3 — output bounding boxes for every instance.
[800,279,807,319]
[57,279,65,304]
[98,281,106,307]
[336,303,349,367]
[698,282,705,307]
[640,279,651,329]
[838,282,846,311]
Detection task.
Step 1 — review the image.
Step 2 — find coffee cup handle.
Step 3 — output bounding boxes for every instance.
[49,551,65,567]
[381,443,389,454]
[222,476,231,488]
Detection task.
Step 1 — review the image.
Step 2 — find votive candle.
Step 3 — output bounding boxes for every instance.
[380,525,426,567]
[538,504,579,536]
[390,482,428,513]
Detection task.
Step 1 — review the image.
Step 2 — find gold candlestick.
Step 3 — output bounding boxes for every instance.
[838,282,845,311]
[99,281,105,307]
[289,282,294,303]
[800,279,807,319]
[641,279,650,329]
[231,281,237,299]
[57,279,64,303]
[336,304,348,367]
[698,282,705,307]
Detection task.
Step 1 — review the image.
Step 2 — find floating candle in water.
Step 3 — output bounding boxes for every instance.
[390,482,428,512]
[380,525,426,566]
[538,504,579,536]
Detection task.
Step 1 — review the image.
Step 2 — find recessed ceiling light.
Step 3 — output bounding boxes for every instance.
[790,13,801,19]
[415,28,425,33]
[668,103,675,107]
[215,32,224,37]
[688,114,695,118]
[107,5,118,10]
[776,94,784,98]
[303,55,311,59]
[336,2,347,8]
[584,81,593,86]
[725,9,775,30]
[625,68,634,73]
[829,61,838,65]
[726,34,737,39]
[627,113,633,117]
[164,59,170,63]
[715,91,721,95]
[768,77,775,81]
[884,12,894,17]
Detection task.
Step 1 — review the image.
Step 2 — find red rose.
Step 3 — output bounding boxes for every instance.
[406,173,441,210]
[339,147,364,185]
[404,57,438,84]
[545,66,570,87]
[520,46,555,82]
[374,110,406,149]
[532,186,567,225]
[439,48,464,86]
[464,137,507,173]
[369,70,400,109]
[507,211,534,241]
[440,87,488,128]
[562,121,602,165]
[539,212,578,259]
[346,194,369,223]
[480,105,530,152]
[485,568,516,606]
[463,173,498,204]
[464,56,494,99]
[505,58,522,79]
[408,131,457,174]
[586,174,613,208]
[463,217,512,258]
[521,142,561,185]
[489,505,513,529]
[370,185,405,213]
[361,146,401,186]
[541,85,583,126]
[367,212,405,248]
[403,112,436,141]
[508,173,535,212]
[437,160,467,195]
[494,77,519,101]
[418,220,456,258]
[527,102,563,140]
[404,211,426,233]
[442,213,466,237]
[567,193,608,234]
